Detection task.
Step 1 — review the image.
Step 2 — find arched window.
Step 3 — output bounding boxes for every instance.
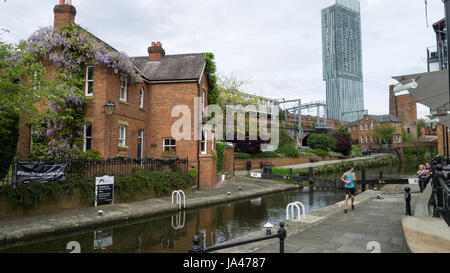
[139,87,144,108]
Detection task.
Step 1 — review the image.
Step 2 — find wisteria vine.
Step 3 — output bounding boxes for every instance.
[26,23,143,161]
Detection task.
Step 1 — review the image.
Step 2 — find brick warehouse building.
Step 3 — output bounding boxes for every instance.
[348,114,403,148]
[16,1,220,188]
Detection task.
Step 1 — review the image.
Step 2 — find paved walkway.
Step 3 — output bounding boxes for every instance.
[215,184,420,253]
[0,177,298,244]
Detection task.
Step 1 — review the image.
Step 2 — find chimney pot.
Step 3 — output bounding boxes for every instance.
[54,1,77,29]
[148,41,165,62]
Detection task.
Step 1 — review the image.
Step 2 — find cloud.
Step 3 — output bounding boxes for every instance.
[0,0,443,119]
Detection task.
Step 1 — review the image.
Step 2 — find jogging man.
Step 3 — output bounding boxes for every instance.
[341,166,356,214]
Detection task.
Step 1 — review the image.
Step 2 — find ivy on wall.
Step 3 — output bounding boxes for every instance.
[205,52,219,106]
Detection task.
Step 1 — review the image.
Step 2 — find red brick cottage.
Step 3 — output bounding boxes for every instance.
[16,1,219,188]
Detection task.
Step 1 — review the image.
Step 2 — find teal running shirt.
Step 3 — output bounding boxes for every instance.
[344,172,356,189]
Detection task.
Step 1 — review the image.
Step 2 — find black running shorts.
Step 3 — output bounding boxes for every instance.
[345,188,355,196]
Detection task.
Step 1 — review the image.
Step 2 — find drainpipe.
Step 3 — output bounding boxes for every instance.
[445,0,450,158]
[197,81,201,190]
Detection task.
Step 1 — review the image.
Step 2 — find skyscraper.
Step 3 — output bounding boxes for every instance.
[322,0,364,122]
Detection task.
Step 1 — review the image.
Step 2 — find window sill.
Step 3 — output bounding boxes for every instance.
[119,100,130,106]
[139,107,146,112]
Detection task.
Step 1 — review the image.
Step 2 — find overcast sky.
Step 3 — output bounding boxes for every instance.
[0,0,446,118]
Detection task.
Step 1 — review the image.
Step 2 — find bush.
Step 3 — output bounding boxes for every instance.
[0,171,195,208]
[0,110,19,179]
[235,152,252,159]
[215,142,225,174]
[307,134,330,151]
[312,149,328,157]
[332,133,352,156]
[276,144,300,158]
[78,150,103,161]
[328,151,343,157]
[351,145,364,157]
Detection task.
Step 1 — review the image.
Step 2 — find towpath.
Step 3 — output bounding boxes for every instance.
[214,184,421,253]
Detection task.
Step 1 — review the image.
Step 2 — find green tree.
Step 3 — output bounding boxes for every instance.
[373,124,396,144]
[205,53,219,106]
[307,134,331,151]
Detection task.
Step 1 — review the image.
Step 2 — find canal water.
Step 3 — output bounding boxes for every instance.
[0,162,418,253]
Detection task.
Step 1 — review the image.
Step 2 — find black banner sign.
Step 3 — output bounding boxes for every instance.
[15,162,69,184]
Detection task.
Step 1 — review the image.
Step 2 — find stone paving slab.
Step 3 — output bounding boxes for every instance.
[214,184,420,253]
[0,177,298,244]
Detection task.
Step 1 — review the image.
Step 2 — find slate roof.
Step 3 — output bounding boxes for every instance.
[346,114,402,126]
[75,25,206,83]
[131,53,207,82]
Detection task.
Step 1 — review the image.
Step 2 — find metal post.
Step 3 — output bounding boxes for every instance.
[309,167,314,188]
[362,169,366,192]
[189,235,204,253]
[278,222,286,254]
[405,187,412,216]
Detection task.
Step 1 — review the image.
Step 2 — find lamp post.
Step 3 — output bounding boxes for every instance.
[104,100,116,158]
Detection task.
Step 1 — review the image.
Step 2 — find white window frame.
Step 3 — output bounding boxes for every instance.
[360,124,364,131]
[371,123,374,130]
[118,126,127,147]
[120,75,128,102]
[202,90,206,113]
[139,87,144,108]
[85,66,94,96]
[211,132,215,151]
[163,138,176,152]
[201,130,207,155]
[366,124,369,131]
[361,136,364,144]
[366,136,370,144]
[83,124,92,152]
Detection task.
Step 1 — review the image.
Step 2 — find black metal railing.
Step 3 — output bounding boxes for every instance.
[68,158,189,179]
[189,222,286,253]
[260,167,409,191]
[3,158,189,186]
[430,157,450,227]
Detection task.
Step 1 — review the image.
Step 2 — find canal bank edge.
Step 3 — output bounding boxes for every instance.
[0,177,298,245]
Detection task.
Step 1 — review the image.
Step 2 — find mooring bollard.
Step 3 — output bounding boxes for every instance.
[278,222,286,254]
[405,187,412,216]
[189,235,204,253]
[309,167,314,188]
[361,169,366,192]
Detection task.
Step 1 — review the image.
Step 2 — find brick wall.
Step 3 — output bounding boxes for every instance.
[389,85,417,126]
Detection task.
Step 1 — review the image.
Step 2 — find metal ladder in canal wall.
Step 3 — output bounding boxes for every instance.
[286,202,306,221]
[172,190,186,210]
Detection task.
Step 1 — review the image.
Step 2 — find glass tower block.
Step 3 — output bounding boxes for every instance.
[322,0,364,122]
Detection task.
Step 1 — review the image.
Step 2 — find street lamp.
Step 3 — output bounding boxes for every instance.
[104,100,116,116]
[103,100,116,159]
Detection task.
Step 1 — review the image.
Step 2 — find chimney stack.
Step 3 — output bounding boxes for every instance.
[54,0,77,30]
[148,41,165,62]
